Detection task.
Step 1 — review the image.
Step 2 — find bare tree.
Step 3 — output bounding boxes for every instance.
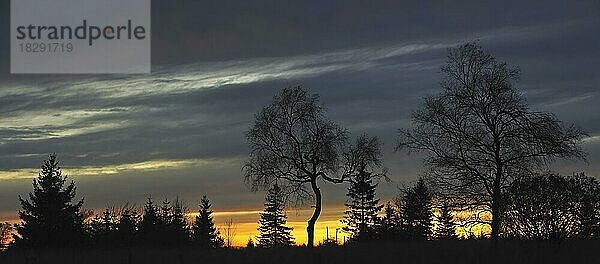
[503,172,600,239]
[221,218,238,248]
[396,43,586,239]
[244,86,385,247]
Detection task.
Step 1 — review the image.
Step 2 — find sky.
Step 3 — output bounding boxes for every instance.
[1,0,600,245]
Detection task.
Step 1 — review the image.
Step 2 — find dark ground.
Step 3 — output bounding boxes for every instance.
[1,240,599,264]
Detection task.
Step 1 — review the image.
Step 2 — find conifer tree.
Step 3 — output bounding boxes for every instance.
[374,201,402,240]
[140,197,159,228]
[89,208,117,246]
[139,197,160,245]
[169,198,190,245]
[257,184,294,248]
[246,237,255,248]
[401,178,433,239]
[341,170,383,240]
[159,198,172,228]
[15,154,86,248]
[115,205,139,246]
[435,203,457,239]
[192,195,223,248]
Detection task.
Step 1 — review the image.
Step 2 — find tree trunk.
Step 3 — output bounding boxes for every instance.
[307,179,322,247]
[491,154,503,240]
[490,182,502,240]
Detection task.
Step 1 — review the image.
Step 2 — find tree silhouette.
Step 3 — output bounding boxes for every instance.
[159,198,172,228]
[244,86,385,246]
[577,176,600,238]
[0,222,13,249]
[14,154,86,248]
[192,195,223,248]
[503,173,600,239]
[396,42,587,239]
[341,168,383,241]
[89,207,118,246]
[373,201,403,240]
[139,197,161,246]
[222,218,238,248]
[246,237,255,249]
[400,178,433,239]
[435,203,457,239]
[167,198,191,245]
[257,184,294,248]
[114,204,140,246]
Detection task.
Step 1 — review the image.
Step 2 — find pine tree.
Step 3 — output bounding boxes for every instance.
[374,201,402,240]
[140,197,159,229]
[401,178,433,239]
[341,170,383,241]
[159,198,172,228]
[192,195,223,248]
[115,205,139,246]
[89,208,117,246]
[139,196,160,245]
[169,198,190,245]
[257,184,294,248]
[15,154,86,248]
[246,237,255,249]
[435,203,457,239]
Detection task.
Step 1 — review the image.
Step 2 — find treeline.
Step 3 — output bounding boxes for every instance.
[2,154,300,250]
[242,42,594,246]
[6,154,225,249]
[340,173,600,243]
[3,42,600,252]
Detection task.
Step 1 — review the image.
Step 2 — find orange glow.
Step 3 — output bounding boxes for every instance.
[207,205,347,246]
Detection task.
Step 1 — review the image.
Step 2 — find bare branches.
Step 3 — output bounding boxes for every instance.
[243,86,348,198]
[243,86,387,246]
[396,42,587,238]
[244,86,387,200]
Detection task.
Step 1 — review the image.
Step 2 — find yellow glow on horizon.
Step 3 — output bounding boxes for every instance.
[205,206,347,246]
[1,205,493,247]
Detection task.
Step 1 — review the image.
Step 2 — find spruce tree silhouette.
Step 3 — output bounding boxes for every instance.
[341,168,383,241]
[139,196,160,246]
[159,198,172,229]
[89,207,117,246]
[192,195,223,248]
[15,153,86,248]
[257,184,294,248]
[401,178,433,239]
[246,237,255,248]
[115,204,140,246]
[435,203,457,239]
[374,201,403,240]
[169,198,191,245]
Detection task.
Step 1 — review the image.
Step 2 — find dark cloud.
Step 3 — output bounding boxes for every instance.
[0,0,599,217]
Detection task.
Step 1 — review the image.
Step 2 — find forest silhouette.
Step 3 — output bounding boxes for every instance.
[1,43,599,264]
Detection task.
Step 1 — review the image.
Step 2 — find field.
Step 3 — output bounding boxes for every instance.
[2,240,599,264]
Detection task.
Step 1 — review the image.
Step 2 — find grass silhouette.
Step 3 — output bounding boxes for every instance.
[2,240,599,264]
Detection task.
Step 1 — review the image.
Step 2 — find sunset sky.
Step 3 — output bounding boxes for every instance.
[1,1,600,246]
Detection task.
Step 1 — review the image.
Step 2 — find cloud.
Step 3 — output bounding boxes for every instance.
[0,158,240,181]
[0,1,599,228]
